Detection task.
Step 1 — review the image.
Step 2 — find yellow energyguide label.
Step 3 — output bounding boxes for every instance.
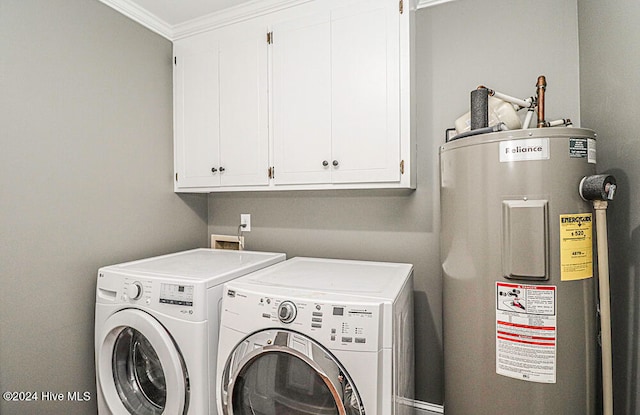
[559,213,593,281]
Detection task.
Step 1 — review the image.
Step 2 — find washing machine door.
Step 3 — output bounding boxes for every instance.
[97,309,189,415]
[220,329,365,415]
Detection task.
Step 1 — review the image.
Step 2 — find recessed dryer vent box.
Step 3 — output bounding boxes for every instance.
[211,234,244,250]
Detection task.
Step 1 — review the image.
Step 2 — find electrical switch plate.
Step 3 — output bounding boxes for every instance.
[240,214,251,232]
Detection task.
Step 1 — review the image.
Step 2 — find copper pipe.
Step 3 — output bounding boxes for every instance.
[536,75,547,128]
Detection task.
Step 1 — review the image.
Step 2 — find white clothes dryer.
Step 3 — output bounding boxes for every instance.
[216,257,414,415]
[95,248,285,415]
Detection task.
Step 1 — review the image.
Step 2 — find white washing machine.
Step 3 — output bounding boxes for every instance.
[216,257,414,415]
[95,248,285,415]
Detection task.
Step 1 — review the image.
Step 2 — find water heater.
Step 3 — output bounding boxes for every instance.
[440,127,597,414]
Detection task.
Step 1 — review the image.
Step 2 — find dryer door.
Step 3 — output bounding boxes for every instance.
[97,309,189,415]
[220,329,365,415]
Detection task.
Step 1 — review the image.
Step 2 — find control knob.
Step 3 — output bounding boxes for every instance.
[126,282,143,300]
[278,301,297,324]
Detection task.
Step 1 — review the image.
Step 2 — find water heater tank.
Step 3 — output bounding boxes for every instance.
[440,127,597,414]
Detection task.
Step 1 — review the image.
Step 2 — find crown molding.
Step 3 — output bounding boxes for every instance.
[100,0,313,41]
[102,0,440,41]
[417,0,458,9]
[99,0,173,39]
[172,0,313,40]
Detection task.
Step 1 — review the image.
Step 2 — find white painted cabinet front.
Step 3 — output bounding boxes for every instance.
[173,34,220,189]
[329,0,401,185]
[271,13,332,185]
[174,24,269,190]
[174,0,415,192]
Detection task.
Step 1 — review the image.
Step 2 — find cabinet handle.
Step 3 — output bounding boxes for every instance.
[211,167,218,173]
[332,160,339,167]
[219,167,226,172]
[322,160,329,167]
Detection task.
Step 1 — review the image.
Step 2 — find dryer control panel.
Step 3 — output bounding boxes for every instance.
[224,288,383,352]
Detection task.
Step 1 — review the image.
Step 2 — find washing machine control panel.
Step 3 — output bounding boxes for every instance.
[97,271,205,321]
[119,279,195,306]
[277,301,297,323]
[226,289,382,352]
[121,278,154,304]
[159,283,194,306]
[126,282,143,300]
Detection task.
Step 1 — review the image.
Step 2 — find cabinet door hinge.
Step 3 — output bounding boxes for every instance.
[175,172,178,181]
[400,160,405,175]
[267,31,273,44]
[268,167,275,179]
[174,56,177,65]
[399,0,404,14]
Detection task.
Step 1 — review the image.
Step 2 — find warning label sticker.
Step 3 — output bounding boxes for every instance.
[588,139,597,164]
[569,138,588,158]
[496,282,556,384]
[559,213,593,281]
[569,138,596,164]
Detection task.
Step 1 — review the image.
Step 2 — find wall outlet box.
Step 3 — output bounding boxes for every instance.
[240,214,251,232]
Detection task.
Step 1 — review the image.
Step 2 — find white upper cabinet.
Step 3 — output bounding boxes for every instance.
[218,25,270,187]
[272,0,401,186]
[330,0,401,184]
[174,34,220,188]
[272,14,332,185]
[174,0,415,192]
[174,24,269,190]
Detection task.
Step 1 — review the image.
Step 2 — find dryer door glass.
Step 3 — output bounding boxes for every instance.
[221,329,365,415]
[112,328,166,414]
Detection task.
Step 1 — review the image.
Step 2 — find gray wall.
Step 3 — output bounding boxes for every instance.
[0,1,208,414]
[0,0,591,412]
[578,1,640,414]
[208,0,581,404]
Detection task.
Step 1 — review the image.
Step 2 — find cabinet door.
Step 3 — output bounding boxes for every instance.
[174,36,221,188]
[271,15,332,185]
[218,26,270,187]
[331,0,401,184]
